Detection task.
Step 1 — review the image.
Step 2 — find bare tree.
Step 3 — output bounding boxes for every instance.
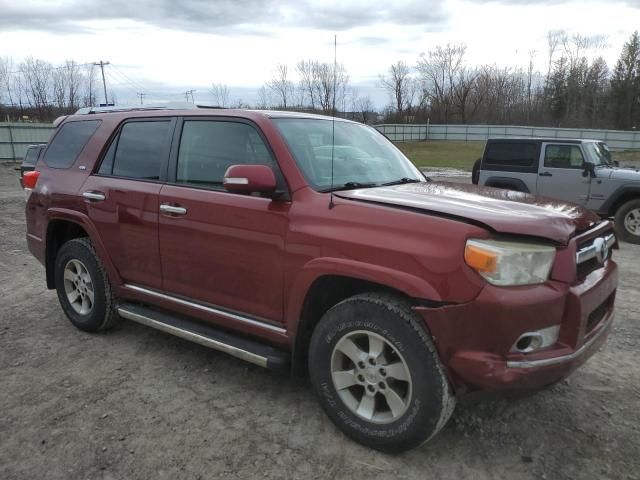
[256,85,271,109]
[296,59,317,110]
[547,30,566,76]
[210,82,230,107]
[266,64,293,109]
[20,57,52,116]
[65,60,82,110]
[379,61,415,116]
[416,44,467,123]
[82,64,98,107]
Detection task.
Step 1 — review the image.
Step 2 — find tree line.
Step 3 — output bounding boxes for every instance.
[0,59,115,122]
[378,30,639,130]
[1,30,638,130]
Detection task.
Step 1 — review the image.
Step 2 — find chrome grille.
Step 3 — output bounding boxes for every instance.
[576,233,615,277]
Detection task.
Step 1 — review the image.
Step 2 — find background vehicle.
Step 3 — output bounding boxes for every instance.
[18,144,46,188]
[472,138,640,243]
[24,106,618,452]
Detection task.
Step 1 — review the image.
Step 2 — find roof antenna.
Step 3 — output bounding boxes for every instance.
[329,34,337,210]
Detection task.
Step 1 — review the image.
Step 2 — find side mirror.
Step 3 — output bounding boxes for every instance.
[223,164,277,195]
[582,162,596,178]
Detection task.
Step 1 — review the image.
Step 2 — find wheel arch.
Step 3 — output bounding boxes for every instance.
[484,176,530,193]
[600,185,640,217]
[45,209,121,290]
[287,259,443,377]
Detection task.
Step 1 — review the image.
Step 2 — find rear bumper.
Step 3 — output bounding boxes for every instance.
[416,259,618,393]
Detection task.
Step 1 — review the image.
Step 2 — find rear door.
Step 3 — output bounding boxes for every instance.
[536,143,590,205]
[158,117,290,325]
[82,118,175,289]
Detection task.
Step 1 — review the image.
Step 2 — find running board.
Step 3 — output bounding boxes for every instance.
[117,303,289,372]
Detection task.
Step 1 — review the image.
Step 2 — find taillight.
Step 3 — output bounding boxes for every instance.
[23,170,40,190]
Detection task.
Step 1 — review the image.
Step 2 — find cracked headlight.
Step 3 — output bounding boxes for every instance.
[464,239,556,286]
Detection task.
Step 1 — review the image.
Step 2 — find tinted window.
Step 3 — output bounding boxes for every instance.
[176,121,274,187]
[97,136,117,175]
[43,120,101,168]
[485,142,537,167]
[544,145,584,169]
[22,147,41,166]
[112,121,171,180]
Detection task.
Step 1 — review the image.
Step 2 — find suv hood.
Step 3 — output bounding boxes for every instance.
[336,182,600,244]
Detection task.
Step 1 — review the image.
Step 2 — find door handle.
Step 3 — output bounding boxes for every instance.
[82,191,106,201]
[160,204,187,215]
[539,172,552,177]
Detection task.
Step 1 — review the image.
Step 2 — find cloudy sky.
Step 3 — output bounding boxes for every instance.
[1,0,639,106]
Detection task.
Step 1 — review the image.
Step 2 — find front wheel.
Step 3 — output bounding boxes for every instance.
[614,199,640,244]
[308,293,454,452]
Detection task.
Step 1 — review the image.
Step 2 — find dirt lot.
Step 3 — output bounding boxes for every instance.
[1,163,639,480]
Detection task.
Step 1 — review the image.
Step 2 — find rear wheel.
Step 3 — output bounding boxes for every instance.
[54,237,118,332]
[614,199,640,244]
[308,293,454,452]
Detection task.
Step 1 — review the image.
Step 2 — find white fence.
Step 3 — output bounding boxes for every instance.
[375,124,640,150]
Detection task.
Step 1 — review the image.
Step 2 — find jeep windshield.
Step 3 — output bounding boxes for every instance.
[273,118,423,192]
[585,142,614,167]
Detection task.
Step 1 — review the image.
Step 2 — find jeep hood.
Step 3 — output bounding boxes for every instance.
[336,182,600,244]
[600,165,640,181]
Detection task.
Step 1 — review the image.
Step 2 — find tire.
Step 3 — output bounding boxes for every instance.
[614,198,640,244]
[471,158,481,185]
[54,237,118,332]
[308,293,455,452]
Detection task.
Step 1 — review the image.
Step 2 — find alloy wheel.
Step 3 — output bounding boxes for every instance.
[330,330,413,424]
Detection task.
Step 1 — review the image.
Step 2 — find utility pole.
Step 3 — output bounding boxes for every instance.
[184,89,196,103]
[137,92,146,105]
[94,60,111,105]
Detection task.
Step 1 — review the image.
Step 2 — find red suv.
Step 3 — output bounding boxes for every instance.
[25,106,618,452]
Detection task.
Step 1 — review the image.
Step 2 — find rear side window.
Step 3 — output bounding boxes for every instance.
[176,120,274,187]
[103,121,172,180]
[43,120,101,168]
[484,142,537,168]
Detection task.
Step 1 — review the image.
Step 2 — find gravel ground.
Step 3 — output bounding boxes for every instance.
[1,163,639,480]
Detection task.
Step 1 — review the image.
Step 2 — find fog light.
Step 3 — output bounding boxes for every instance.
[511,325,560,353]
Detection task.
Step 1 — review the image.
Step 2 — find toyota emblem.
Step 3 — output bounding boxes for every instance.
[592,237,609,264]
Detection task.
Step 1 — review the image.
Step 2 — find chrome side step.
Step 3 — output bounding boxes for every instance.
[117,303,289,371]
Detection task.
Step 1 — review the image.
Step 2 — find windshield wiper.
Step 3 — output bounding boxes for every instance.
[380,177,422,187]
[320,181,378,193]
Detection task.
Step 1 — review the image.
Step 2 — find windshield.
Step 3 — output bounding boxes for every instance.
[585,142,613,166]
[273,118,423,191]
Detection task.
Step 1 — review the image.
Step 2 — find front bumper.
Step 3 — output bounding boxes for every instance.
[416,258,618,393]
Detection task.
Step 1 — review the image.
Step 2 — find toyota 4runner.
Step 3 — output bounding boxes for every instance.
[25,106,618,452]
[472,138,640,243]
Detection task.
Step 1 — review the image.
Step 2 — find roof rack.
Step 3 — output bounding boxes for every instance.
[75,102,199,115]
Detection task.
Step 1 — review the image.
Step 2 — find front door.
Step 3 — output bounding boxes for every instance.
[158,118,289,325]
[537,143,591,205]
[82,119,175,289]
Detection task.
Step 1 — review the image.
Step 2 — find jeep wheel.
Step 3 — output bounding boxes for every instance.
[54,237,118,332]
[471,158,481,185]
[308,293,454,452]
[614,199,640,244]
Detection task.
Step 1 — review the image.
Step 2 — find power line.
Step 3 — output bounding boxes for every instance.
[137,92,146,105]
[4,62,94,76]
